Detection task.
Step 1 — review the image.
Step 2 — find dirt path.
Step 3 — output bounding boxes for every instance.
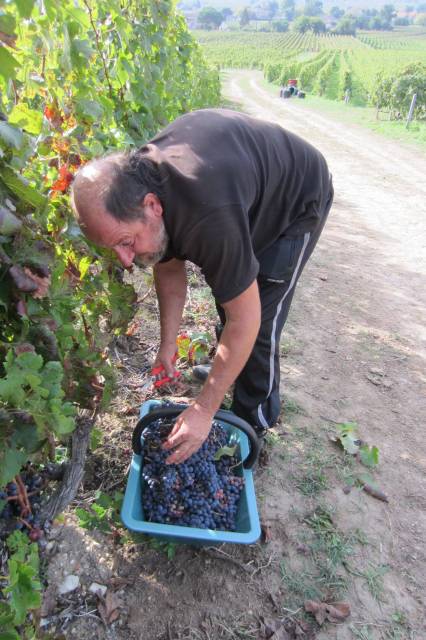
[224,70,426,634]
[42,71,426,640]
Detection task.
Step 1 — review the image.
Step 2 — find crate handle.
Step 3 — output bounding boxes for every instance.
[132,404,260,469]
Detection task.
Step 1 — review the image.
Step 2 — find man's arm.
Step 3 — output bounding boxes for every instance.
[153,259,187,376]
[163,279,261,464]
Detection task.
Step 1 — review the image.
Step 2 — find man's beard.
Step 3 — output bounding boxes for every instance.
[133,220,169,267]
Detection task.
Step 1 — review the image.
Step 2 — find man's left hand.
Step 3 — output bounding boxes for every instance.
[162,403,213,465]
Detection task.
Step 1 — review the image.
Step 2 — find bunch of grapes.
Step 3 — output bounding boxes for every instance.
[141,418,245,531]
[0,467,54,542]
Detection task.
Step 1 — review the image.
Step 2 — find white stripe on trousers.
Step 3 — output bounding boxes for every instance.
[257,232,311,428]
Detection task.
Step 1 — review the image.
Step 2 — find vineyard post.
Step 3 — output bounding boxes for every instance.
[405,93,417,128]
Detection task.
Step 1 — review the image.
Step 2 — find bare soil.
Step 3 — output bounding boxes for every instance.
[41,71,426,640]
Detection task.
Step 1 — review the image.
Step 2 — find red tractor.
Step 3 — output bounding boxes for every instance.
[280,79,305,99]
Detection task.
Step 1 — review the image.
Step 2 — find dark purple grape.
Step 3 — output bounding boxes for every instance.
[140,417,244,531]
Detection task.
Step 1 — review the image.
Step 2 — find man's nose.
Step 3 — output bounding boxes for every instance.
[114,246,135,268]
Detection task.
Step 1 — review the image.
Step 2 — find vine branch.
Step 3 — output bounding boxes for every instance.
[82,0,114,99]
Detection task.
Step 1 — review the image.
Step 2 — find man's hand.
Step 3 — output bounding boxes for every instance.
[162,403,213,465]
[153,344,178,379]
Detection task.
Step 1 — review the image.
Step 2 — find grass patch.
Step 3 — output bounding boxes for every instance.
[282,396,306,417]
[292,437,338,496]
[280,505,365,608]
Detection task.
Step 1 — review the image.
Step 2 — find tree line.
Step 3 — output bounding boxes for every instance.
[187,1,426,34]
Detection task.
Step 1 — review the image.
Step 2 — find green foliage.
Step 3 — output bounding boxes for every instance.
[0,532,41,638]
[198,6,224,29]
[76,490,123,535]
[176,331,212,364]
[0,0,220,631]
[0,0,219,491]
[372,62,426,119]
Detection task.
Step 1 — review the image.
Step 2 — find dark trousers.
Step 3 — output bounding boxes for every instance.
[216,183,333,429]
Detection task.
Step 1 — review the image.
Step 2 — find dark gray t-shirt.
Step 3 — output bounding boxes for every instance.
[141,108,331,303]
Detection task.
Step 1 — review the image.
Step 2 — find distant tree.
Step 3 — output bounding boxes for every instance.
[304,0,323,16]
[293,14,325,32]
[394,16,410,25]
[330,6,345,19]
[221,7,233,19]
[368,15,391,29]
[334,16,357,34]
[272,18,289,31]
[381,3,396,21]
[197,6,224,29]
[417,3,426,12]
[405,4,414,10]
[415,12,426,24]
[310,16,326,32]
[239,7,251,27]
[281,0,296,20]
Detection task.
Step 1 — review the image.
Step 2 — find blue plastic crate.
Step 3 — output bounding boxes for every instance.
[121,400,261,545]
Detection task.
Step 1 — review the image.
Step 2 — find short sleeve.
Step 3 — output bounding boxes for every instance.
[180,205,259,304]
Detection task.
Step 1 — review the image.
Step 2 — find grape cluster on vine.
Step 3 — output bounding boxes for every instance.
[141,417,244,531]
[0,467,54,543]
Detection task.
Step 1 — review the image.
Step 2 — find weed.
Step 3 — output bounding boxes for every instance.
[294,447,333,496]
[280,561,323,606]
[349,625,374,640]
[307,508,355,566]
[265,430,280,446]
[282,397,306,417]
[344,561,389,602]
[384,611,412,639]
[362,563,389,602]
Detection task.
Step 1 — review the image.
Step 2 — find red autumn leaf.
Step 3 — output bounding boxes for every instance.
[50,164,74,193]
[44,105,63,128]
[125,320,140,336]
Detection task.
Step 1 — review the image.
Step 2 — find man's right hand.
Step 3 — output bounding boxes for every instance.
[153,344,179,379]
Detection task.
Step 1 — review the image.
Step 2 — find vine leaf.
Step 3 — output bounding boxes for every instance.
[0,206,22,235]
[359,444,379,467]
[0,447,27,487]
[214,445,237,461]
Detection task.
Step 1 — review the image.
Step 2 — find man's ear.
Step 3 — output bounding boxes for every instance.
[142,192,163,218]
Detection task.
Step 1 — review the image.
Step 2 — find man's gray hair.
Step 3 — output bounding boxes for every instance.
[72,150,166,222]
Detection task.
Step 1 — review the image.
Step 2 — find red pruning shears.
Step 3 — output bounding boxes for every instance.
[142,352,180,392]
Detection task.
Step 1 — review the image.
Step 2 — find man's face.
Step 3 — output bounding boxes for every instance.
[80,203,169,268]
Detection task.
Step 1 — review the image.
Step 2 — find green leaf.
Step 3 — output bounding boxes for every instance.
[66,7,91,30]
[78,256,91,279]
[0,206,22,235]
[0,123,24,150]
[7,557,41,625]
[334,422,361,454]
[0,166,47,208]
[0,14,16,36]
[90,427,102,451]
[8,104,43,136]
[61,23,72,73]
[0,47,20,82]
[214,445,237,461]
[76,98,104,121]
[0,448,27,486]
[15,0,35,19]
[359,445,379,467]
